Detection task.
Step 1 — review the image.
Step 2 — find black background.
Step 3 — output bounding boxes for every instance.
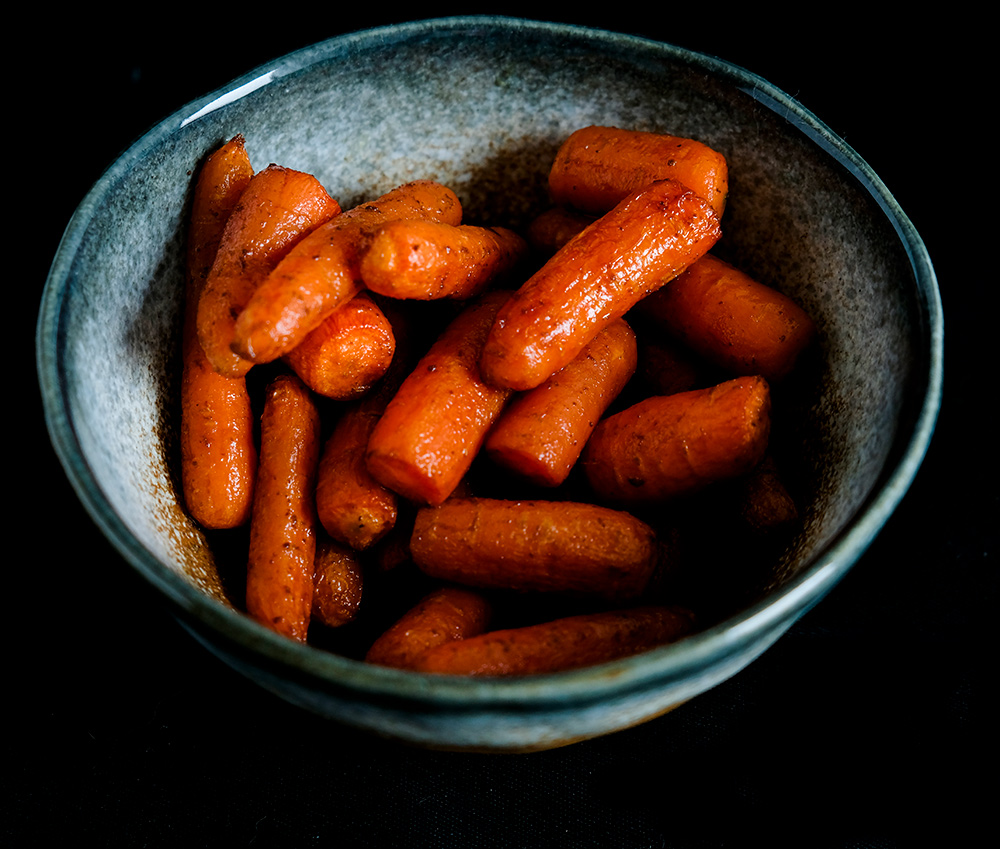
[12,7,991,848]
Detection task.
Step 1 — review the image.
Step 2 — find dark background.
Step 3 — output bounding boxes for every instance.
[12,7,991,848]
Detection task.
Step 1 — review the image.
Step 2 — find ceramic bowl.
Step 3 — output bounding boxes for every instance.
[36,16,941,751]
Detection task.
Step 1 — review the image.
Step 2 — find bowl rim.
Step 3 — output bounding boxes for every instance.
[36,15,943,709]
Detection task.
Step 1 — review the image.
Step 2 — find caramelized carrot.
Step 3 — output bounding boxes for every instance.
[581,375,772,503]
[638,253,817,382]
[283,291,396,400]
[195,164,341,377]
[526,205,596,255]
[479,178,720,391]
[365,290,514,505]
[180,135,257,529]
[360,219,527,300]
[245,373,321,642]
[410,497,662,602]
[311,537,364,629]
[231,180,462,367]
[548,125,729,219]
[484,318,638,487]
[410,605,696,676]
[365,586,492,669]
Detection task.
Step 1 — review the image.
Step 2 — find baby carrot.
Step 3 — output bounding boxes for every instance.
[195,163,342,378]
[231,180,463,367]
[479,178,720,391]
[638,253,817,382]
[410,605,696,676]
[526,205,596,255]
[365,290,514,506]
[548,125,729,219]
[311,537,364,629]
[360,219,527,300]
[581,375,772,503]
[484,318,638,487]
[245,373,321,642]
[634,336,708,398]
[365,586,492,669]
[180,135,257,529]
[733,454,800,536]
[410,497,662,602]
[282,291,396,400]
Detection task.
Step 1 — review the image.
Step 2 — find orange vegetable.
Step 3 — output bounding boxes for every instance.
[365,586,492,669]
[365,290,514,505]
[639,253,816,382]
[548,125,729,219]
[634,336,707,398]
[283,291,396,400]
[526,205,596,255]
[231,180,462,367]
[581,375,772,503]
[180,135,257,529]
[195,164,341,377]
[410,497,662,602]
[245,373,321,642]
[311,538,364,629]
[479,178,720,391]
[410,605,696,676]
[485,318,638,487]
[733,454,800,536]
[360,219,527,300]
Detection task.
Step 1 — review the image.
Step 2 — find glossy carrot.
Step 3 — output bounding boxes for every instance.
[365,586,492,669]
[410,605,696,676]
[231,180,462,367]
[360,219,527,300]
[410,497,662,602]
[638,253,817,382]
[479,178,720,391]
[581,375,772,503]
[245,373,321,642]
[180,135,257,529]
[311,537,364,629]
[195,164,341,377]
[366,290,514,505]
[526,205,596,255]
[283,291,396,400]
[484,318,638,487]
[548,125,729,219]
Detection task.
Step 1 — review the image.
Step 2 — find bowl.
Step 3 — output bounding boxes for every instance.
[36,16,942,751]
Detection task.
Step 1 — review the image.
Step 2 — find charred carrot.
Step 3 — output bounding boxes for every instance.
[311,537,364,629]
[410,497,661,602]
[548,125,729,219]
[180,135,257,529]
[526,205,596,255]
[479,178,720,391]
[365,586,492,669]
[360,219,527,300]
[484,318,638,487]
[365,290,514,505]
[581,375,772,503]
[638,253,817,382]
[283,291,396,400]
[195,164,341,378]
[245,373,321,642]
[410,605,696,676]
[231,180,462,367]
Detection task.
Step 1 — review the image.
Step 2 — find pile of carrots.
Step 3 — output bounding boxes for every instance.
[179,127,816,676]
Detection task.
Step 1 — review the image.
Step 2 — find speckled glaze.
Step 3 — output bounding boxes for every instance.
[36,17,942,751]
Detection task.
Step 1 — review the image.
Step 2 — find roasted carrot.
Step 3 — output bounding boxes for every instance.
[733,453,800,536]
[180,135,257,529]
[548,125,729,219]
[639,253,816,382]
[410,497,662,602]
[282,291,396,400]
[365,290,514,505]
[245,373,321,642]
[360,219,527,300]
[195,164,341,377]
[634,336,707,398]
[365,586,492,669]
[479,178,720,391]
[581,375,772,503]
[526,205,596,255]
[311,537,364,629]
[231,180,462,367]
[484,318,638,487]
[410,605,696,676]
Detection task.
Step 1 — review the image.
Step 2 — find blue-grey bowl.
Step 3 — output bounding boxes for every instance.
[36,16,942,751]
